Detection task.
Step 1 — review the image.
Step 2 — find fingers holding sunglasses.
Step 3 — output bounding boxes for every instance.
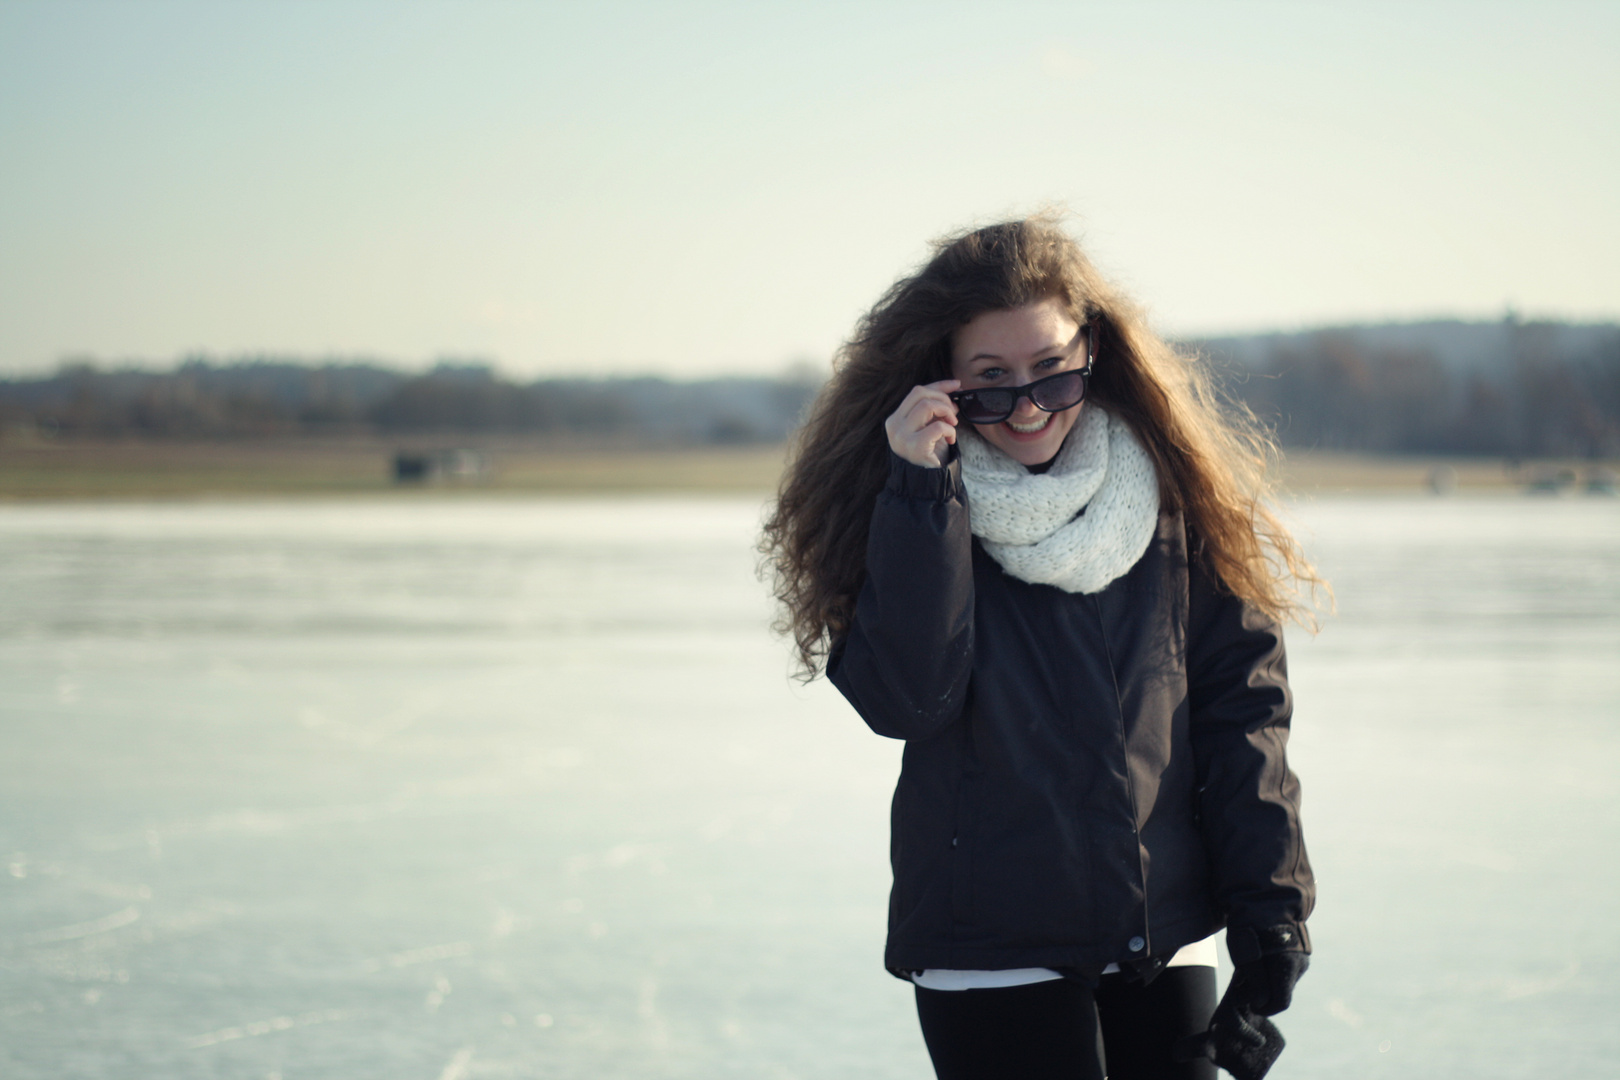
[884,380,960,469]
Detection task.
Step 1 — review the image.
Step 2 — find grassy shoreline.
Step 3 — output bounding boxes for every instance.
[0,438,787,500]
[0,437,1612,500]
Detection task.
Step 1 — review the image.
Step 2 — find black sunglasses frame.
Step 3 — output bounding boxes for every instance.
[948,320,1097,426]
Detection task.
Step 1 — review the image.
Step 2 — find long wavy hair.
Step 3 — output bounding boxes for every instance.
[761,215,1322,677]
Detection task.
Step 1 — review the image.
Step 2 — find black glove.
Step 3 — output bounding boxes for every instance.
[1174,946,1309,1080]
[1233,949,1309,1016]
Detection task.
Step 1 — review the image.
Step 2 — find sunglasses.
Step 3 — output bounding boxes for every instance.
[949,321,1096,426]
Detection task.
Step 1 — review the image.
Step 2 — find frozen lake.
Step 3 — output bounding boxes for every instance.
[1,493,1617,1079]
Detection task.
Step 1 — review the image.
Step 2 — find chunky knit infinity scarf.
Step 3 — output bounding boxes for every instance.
[957,405,1160,594]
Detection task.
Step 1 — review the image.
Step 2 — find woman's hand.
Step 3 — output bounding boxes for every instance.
[884,380,960,468]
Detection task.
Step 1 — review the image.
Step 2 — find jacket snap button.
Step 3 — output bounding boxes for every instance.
[1127,936,1145,953]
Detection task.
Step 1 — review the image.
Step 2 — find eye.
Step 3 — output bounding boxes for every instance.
[1035,355,1065,371]
[975,366,1007,382]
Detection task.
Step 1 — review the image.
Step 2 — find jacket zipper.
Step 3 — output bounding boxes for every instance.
[1091,591,1152,957]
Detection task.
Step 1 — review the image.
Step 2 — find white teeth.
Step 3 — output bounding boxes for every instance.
[1006,415,1050,434]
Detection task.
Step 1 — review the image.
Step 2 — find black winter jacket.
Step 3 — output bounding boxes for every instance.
[827,452,1314,978]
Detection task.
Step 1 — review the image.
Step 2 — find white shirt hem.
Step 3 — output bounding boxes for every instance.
[909,933,1219,991]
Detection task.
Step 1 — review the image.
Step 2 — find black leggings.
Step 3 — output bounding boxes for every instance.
[914,967,1218,1080]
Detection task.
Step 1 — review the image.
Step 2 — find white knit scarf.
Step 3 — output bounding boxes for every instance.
[957,405,1160,594]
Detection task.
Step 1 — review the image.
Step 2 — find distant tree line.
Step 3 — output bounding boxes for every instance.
[2,320,1616,456]
[0,358,823,446]
[1196,320,1620,457]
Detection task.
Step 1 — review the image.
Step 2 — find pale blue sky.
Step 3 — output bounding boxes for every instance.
[1,1,1615,376]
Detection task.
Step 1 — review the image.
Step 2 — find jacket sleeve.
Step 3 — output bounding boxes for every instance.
[826,450,975,741]
[1187,558,1315,960]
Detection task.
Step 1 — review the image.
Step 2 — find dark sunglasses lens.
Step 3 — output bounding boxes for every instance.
[958,391,1014,423]
[1030,372,1086,412]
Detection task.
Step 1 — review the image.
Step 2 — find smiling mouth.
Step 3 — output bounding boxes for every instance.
[1005,414,1052,435]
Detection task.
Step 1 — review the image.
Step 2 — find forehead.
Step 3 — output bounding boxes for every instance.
[952,297,1081,364]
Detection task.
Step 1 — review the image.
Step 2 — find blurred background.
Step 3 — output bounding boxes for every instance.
[1,2,1616,1078]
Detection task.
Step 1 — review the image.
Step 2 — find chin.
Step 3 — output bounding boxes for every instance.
[976,408,1079,467]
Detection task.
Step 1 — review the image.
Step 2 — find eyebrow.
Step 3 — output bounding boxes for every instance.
[962,327,1086,365]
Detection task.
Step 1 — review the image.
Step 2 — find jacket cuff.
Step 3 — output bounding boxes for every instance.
[1227,922,1311,966]
[884,445,962,502]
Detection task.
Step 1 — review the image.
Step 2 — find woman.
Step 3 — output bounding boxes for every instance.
[761,216,1317,1080]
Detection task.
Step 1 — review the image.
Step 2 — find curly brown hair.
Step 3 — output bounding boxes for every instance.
[761,214,1322,677]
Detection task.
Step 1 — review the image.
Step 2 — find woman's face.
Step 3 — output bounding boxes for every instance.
[949,297,1086,468]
